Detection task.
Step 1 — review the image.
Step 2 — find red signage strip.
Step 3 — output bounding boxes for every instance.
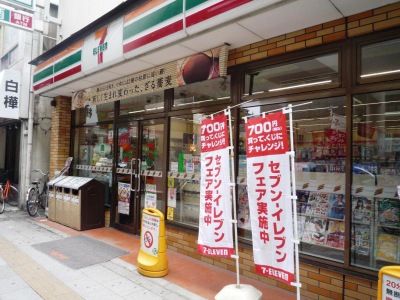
[245,112,289,157]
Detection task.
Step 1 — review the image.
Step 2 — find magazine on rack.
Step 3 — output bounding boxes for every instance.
[352,196,372,224]
[327,193,345,220]
[302,216,327,246]
[325,220,345,249]
[378,198,400,227]
[352,224,370,256]
[306,192,329,218]
[376,232,399,263]
[297,215,306,240]
[297,190,310,214]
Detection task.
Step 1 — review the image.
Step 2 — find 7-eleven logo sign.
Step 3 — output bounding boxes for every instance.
[92,27,108,64]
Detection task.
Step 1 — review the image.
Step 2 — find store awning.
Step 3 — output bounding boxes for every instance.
[30,0,397,99]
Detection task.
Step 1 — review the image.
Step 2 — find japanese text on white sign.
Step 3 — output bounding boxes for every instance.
[246,112,294,285]
[198,114,234,258]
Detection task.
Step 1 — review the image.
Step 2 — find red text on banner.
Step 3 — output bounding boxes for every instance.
[198,114,234,258]
[246,113,294,285]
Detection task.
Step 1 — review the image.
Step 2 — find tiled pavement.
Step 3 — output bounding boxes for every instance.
[0,209,296,299]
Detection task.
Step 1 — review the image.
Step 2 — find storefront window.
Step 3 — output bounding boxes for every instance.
[119,91,164,116]
[168,115,202,226]
[73,124,113,206]
[360,38,400,80]
[173,77,230,108]
[75,102,115,126]
[244,53,339,95]
[351,90,400,270]
[239,97,346,262]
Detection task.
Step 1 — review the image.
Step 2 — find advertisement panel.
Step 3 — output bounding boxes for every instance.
[245,112,294,285]
[0,69,21,119]
[198,113,234,257]
[0,4,33,31]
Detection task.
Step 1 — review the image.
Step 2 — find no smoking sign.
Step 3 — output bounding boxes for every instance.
[141,213,160,257]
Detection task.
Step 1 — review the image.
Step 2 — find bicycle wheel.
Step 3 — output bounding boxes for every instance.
[39,192,47,209]
[0,189,4,214]
[6,186,19,207]
[26,188,39,217]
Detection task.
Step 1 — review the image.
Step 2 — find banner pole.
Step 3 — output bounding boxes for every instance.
[287,104,301,300]
[226,107,240,287]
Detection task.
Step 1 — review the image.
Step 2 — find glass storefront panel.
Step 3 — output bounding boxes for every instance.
[351,90,400,270]
[75,102,115,126]
[73,124,114,206]
[361,38,400,79]
[140,122,166,214]
[244,53,339,95]
[119,91,164,116]
[239,97,346,262]
[168,115,202,227]
[173,77,230,108]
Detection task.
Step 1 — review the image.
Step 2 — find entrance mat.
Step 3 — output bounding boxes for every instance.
[33,235,129,269]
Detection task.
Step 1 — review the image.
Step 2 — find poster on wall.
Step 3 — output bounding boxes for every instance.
[245,111,295,285]
[118,182,130,215]
[198,113,234,258]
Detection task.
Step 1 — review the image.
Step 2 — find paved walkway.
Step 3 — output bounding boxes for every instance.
[0,210,204,300]
[0,209,296,299]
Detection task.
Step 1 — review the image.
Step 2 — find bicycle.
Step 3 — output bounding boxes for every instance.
[26,169,49,217]
[0,172,19,214]
[26,157,73,217]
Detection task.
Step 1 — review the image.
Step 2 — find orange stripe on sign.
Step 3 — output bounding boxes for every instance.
[34,40,84,72]
[124,0,166,23]
[95,27,108,39]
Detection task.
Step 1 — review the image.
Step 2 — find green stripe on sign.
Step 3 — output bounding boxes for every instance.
[186,0,209,11]
[33,65,53,83]
[0,8,10,21]
[123,0,183,40]
[54,50,82,73]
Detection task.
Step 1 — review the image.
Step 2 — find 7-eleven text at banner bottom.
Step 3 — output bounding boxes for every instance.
[198,114,234,257]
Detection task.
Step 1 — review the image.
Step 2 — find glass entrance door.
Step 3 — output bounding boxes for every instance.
[139,121,166,215]
[115,121,139,232]
[115,119,166,234]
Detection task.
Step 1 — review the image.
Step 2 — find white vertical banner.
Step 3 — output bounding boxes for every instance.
[246,111,295,285]
[0,69,21,119]
[198,113,234,257]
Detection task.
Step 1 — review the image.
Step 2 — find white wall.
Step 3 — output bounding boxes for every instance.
[59,0,124,40]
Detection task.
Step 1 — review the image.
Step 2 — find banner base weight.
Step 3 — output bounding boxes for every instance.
[215,284,262,300]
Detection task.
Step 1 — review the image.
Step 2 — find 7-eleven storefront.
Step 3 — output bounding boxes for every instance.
[31,0,400,298]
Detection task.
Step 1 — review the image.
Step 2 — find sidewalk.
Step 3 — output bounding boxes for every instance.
[0,209,296,299]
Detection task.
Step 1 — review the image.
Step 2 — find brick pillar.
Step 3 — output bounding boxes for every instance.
[49,96,71,177]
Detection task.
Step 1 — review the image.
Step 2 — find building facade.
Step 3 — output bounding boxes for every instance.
[30,1,400,299]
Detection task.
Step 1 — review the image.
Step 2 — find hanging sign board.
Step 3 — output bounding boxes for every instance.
[245,111,295,285]
[72,45,228,110]
[0,69,21,119]
[0,4,33,31]
[198,113,234,257]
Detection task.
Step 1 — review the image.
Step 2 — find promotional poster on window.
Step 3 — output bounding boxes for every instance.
[198,113,234,258]
[245,111,295,285]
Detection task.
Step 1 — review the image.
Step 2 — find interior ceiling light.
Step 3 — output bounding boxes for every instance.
[268,80,332,92]
[360,69,400,78]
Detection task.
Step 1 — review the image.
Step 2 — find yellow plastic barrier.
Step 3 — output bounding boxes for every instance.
[378,266,400,299]
[137,208,168,277]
